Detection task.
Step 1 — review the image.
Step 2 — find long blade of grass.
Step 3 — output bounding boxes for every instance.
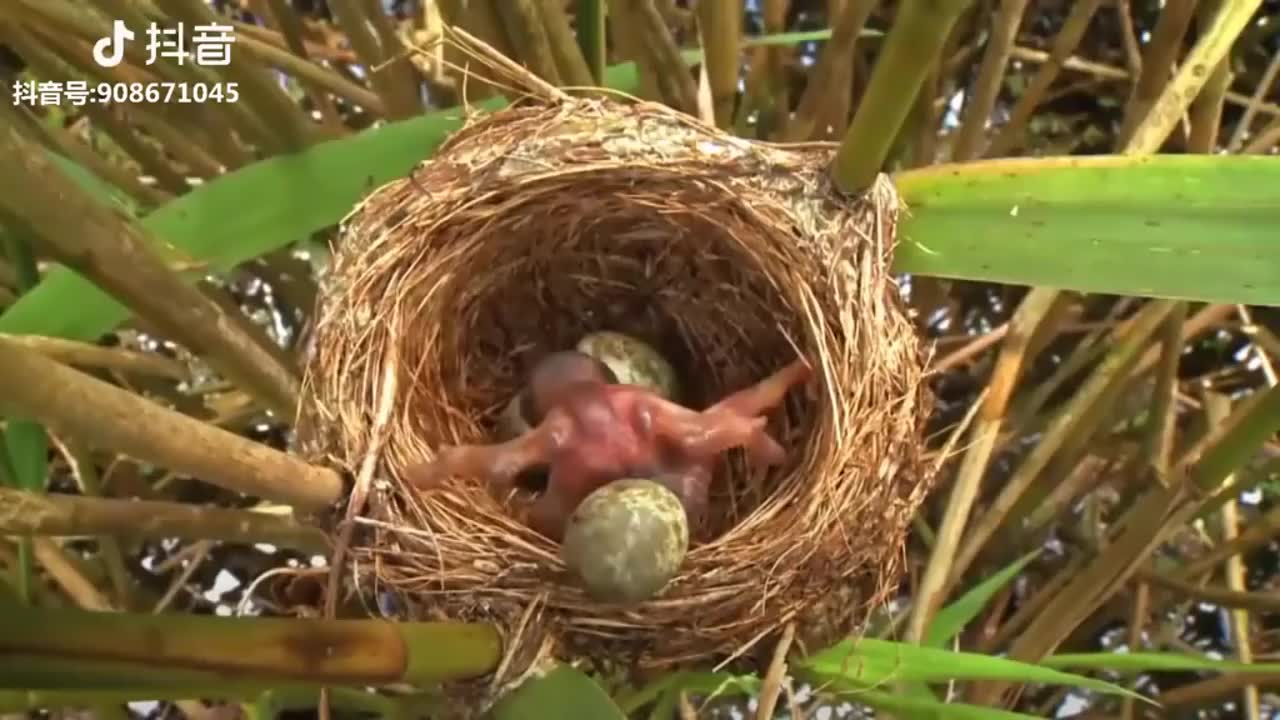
[798,638,1148,701]
[893,155,1280,306]
[1042,652,1280,674]
[925,550,1041,648]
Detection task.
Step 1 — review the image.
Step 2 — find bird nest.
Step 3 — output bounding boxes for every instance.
[298,53,933,702]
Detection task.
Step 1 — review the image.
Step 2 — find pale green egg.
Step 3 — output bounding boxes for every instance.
[561,478,690,603]
[576,331,681,402]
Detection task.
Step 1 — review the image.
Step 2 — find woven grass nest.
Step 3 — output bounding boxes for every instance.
[299,48,934,695]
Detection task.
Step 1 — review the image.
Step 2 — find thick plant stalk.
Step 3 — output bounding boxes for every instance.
[1123,0,1266,156]
[0,337,343,511]
[1115,0,1200,149]
[696,0,743,127]
[0,126,301,420]
[948,300,1179,585]
[0,333,187,380]
[611,0,700,113]
[904,288,1059,644]
[0,605,501,688]
[261,0,343,127]
[535,0,595,88]
[950,0,1031,160]
[786,0,877,142]
[0,488,331,553]
[984,0,1105,157]
[970,376,1280,704]
[1188,0,1233,152]
[357,0,426,117]
[576,0,607,83]
[831,0,975,192]
[494,0,564,84]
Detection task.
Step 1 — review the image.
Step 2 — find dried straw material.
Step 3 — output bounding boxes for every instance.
[299,35,934,696]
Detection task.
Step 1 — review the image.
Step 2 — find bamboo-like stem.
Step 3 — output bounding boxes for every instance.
[536,0,596,88]
[1123,0,1265,156]
[493,0,564,85]
[54,440,134,609]
[328,0,419,119]
[970,374,1280,704]
[0,337,343,511]
[831,0,975,193]
[950,0,1031,160]
[904,288,1058,644]
[608,2,662,102]
[0,488,331,554]
[436,0,514,101]
[152,0,317,151]
[1205,394,1262,719]
[0,333,188,380]
[1116,0,1200,149]
[0,605,500,688]
[696,0,743,127]
[984,0,1106,157]
[576,0,607,83]
[786,0,877,142]
[948,300,1179,586]
[611,0,699,113]
[761,0,790,139]
[0,125,301,419]
[1137,302,1187,482]
[357,0,425,116]
[0,687,427,715]
[261,0,343,127]
[1227,50,1280,152]
[1187,0,1233,152]
[1142,570,1280,614]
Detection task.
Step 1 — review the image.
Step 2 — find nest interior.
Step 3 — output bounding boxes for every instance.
[300,96,934,679]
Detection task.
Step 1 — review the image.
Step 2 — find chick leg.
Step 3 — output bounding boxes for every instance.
[404,416,564,496]
[708,358,812,418]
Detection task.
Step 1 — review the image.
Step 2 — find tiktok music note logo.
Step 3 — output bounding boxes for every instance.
[92,20,134,68]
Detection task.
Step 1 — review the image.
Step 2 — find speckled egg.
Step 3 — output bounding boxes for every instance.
[576,331,681,401]
[560,478,690,604]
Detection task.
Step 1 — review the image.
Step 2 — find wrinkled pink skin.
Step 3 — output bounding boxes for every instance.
[406,351,813,541]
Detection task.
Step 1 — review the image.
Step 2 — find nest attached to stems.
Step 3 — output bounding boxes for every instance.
[299,40,933,704]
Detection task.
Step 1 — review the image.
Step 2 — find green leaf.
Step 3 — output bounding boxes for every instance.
[1042,651,1280,674]
[798,638,1149,703]
[487,665,626,720]
[893,155,1280,307]
[926,550,1041,647]
[3,422,46,493]
[849,688,1050,719]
